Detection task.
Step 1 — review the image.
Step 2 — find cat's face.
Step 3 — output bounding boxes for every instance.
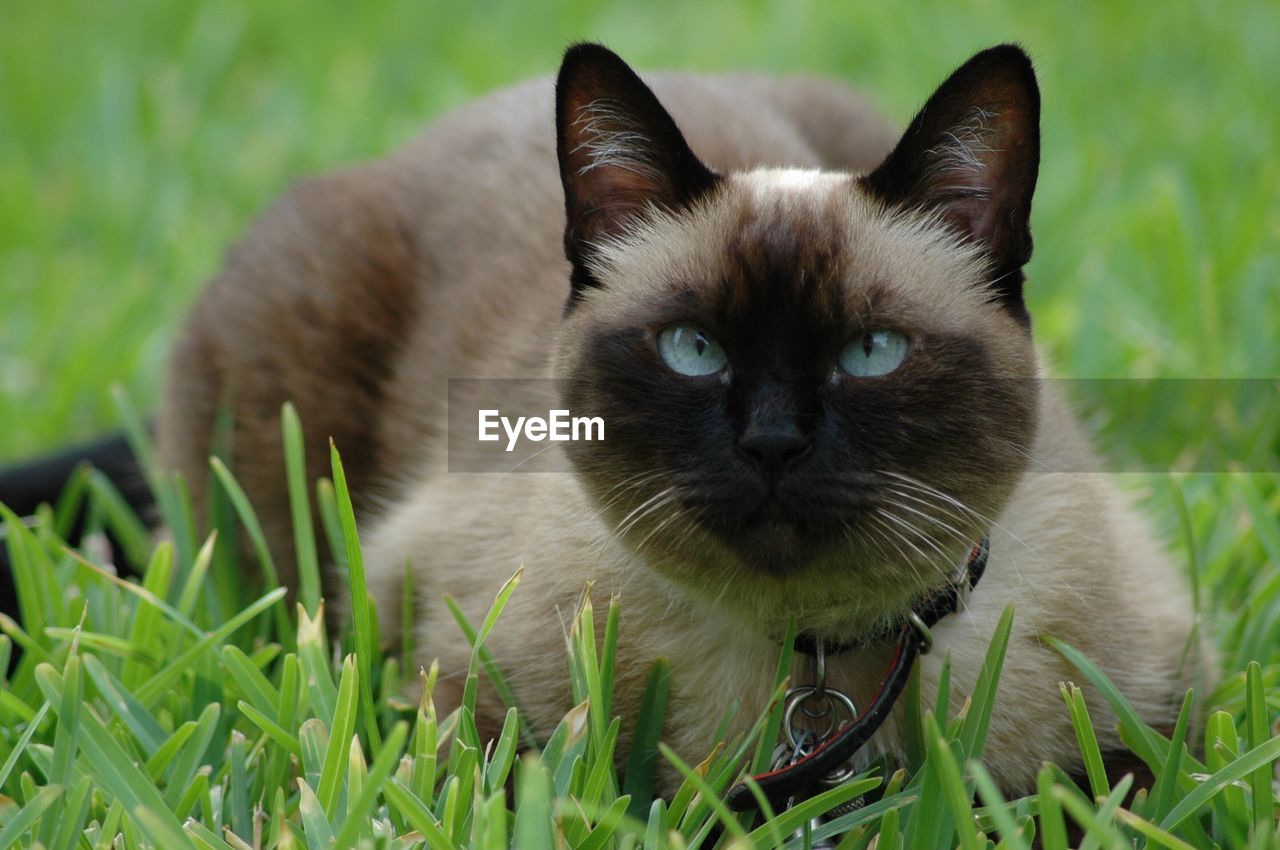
[553,44,1042,635]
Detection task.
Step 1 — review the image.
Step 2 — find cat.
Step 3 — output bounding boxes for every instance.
[158,43,1198,796]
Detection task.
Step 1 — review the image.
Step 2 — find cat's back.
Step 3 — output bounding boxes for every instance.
[382,72,893,285]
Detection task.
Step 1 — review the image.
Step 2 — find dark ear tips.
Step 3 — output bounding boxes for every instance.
[558,42,627,80]
[861,45,1041,318]
[966,43,1037,83]
[555,43,718,300]
[555,43,629,115]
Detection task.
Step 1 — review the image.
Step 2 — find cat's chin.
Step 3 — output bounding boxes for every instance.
[625,509,833,578]
[704,513,836,577]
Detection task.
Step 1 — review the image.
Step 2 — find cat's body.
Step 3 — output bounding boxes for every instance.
[160,47,1197,794]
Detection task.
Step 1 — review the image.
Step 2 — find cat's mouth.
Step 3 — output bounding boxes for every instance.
[693,498,841,575]
[611,475,885,576]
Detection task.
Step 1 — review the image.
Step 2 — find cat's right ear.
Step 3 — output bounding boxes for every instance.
[861,45,1040,318]
[556,43,719,300]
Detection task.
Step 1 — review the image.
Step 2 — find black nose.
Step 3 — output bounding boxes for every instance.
[738,427,810,473]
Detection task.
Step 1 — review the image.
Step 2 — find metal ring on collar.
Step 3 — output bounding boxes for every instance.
[784,686,858,751]
[906,610,934,654]
[808,639,828,700]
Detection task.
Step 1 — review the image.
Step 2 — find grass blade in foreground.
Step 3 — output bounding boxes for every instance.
[282,401,323,614]
[330,440,382,752]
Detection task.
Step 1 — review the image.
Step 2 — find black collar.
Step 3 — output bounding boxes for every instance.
[727,537,990,813]
[792,538,990,657]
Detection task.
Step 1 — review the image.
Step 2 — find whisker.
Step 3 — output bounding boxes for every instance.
[877,507,955,583]
[885,490,972,546]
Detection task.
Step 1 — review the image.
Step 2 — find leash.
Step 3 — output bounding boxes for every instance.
[725,537,990,814]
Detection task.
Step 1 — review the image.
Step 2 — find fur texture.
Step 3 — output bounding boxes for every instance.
[159,45,1198,795]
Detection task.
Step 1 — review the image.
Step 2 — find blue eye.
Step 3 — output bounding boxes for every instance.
[657,323,728,377]
[838,330,910,377]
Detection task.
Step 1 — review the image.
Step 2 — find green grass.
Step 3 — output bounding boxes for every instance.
[1,0,1279,847]
[0,415,1277,848]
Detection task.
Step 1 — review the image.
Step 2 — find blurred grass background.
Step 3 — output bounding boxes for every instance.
[1,0,1277,460]
[2,8,1278,843]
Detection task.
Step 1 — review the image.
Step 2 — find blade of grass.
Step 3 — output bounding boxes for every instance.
[925,712,982,850]
[790,788,918,848]
[239,701,302,758]
[176,532,219,620]
[50,463,91,541]
[59,543,204,640]
[970,760,1030,850]
[84,468,151,568]
[1055,775,1132,850]
[1114,808,1200,850]
[122,542,175,688]
[134,587,287,707]
[144,720,199,781]
[1203,709,1249,843]
[297,603,338,724]
[0,783,63,849]
[577,795,633,850]
[0,701,51,790]
[331,721,409,850]
[314,478,348,579]
[1045,635,1175,771]
[1060,682,1110,798]
[512,754,556,850]
[221,644,281,717]
[328,441,382,752]
[1160,733,1280,835]
[34,664,196,850]
[164,703,220,809]
[49,774,93,850]
[1147,689,1195,822]
[959,604,1014,762]
[317,655,360,818]
[209,456,291,641]
[1,505,50,643]
[281,403,322,614]
[82,653,169,757]
[658,743,750,844]
[744,776,882,845]
[622,657,670,818]
[1036,765,1069,850]
[382,778,455,850]
[46,653,82,788]
[485,707,520,796]
[297,778,336,849]
[443,590,538,749]
[1243,660,1275,831]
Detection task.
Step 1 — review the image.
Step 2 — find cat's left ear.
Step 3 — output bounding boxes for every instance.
[861,45,1040,314]
[556,43,720,298]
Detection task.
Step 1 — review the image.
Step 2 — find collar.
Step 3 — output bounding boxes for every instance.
[726,537,990,814]
[792,537,990,656]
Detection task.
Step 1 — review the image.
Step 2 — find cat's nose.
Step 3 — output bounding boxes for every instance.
[737,427,811,474]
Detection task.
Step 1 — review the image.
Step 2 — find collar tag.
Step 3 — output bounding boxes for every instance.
[727,536,990,814]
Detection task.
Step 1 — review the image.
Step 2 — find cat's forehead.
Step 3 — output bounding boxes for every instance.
[585,168,996,328]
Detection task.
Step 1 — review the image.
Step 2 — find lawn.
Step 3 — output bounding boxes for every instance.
[0,0,1277,847]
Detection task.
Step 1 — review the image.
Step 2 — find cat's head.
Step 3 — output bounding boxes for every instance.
[552,44,1041,638]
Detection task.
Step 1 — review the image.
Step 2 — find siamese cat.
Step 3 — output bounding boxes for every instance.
[158,43,1198,794]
